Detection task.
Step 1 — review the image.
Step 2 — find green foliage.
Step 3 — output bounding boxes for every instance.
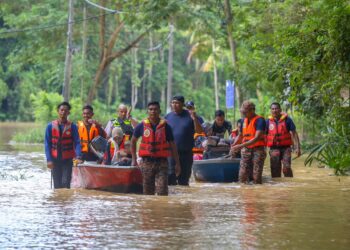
[12,126,45,144]
[305,125,350,175]
[30,91,62,124]
[0,78,8,103]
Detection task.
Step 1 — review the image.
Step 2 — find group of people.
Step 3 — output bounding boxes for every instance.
[45,96,301,195]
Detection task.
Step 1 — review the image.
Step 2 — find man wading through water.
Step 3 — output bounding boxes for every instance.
[231,101,266,184]
[131,101,181,195]
[45,102,82,189]
[165,95,203,186]
[266,102,301,177]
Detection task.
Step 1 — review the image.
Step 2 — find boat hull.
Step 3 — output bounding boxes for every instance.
[192,158,240,183]
[71,163,143,193]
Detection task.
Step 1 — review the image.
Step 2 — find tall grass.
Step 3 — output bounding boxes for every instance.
[305,125,350,175]
[12,126,45,144]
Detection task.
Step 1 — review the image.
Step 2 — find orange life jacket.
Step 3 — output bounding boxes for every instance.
[266,113,293,147]
[51,120,75,160]
[242,115,266,148]
[193,132,206,154]
[139,119,171,158]
[77,121,100,153]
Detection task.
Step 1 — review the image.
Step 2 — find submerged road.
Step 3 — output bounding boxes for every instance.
[1,123,350,249]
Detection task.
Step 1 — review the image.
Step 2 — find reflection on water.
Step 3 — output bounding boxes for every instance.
[0,123,350,249]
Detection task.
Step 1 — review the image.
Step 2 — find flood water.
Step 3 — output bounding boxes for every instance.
[1,122,350,249]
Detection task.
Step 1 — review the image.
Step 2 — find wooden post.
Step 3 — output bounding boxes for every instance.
[62,0,74,102]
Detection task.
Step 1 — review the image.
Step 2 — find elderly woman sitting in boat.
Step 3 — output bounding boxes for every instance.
[103,127,132,165]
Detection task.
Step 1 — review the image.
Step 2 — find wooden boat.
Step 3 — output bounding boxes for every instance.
[192,158,240,183]
[71,162,143,193]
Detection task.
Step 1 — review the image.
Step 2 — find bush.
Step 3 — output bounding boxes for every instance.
[305,108,350,175]
[12,126,45,144]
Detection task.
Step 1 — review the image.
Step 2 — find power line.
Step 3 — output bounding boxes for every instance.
[147,25,175,52]
[84,0,124,14]
[0,12,115,36]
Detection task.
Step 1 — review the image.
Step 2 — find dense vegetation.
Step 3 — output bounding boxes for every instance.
[1,0,349,173]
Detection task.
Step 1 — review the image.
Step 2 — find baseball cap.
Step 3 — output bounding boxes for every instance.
[185,100,195,108]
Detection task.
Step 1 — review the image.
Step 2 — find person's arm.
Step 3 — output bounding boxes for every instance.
[104,120,112,138]
[72,124,82,162]
[231,118,265,151]
[232,130,264,150]
[226,121,233,134]
[131,123,142,166]
[166,124,181,176]
[131,136,138,166]
[291,130,301,157]
[231,133,243,147]
[189,110,203,133]
[126,107,139,127]
[287,118,301,157]
[169,141,181,177]
[91,120,106,138]
[45,123,53,169]
[130,117,138,128]
[96,122,107,138]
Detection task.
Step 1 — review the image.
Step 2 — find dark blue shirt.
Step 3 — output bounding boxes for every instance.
[240,117,266,133]
[45,122,82,162]
[165,110,195,151]
[133,121,174,141]
[266,117,296,132]
[197,116,204,125]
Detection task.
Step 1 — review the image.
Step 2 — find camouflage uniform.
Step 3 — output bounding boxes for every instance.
[239,146,266,184]
[269,147,293,177]
[141,158,168,195]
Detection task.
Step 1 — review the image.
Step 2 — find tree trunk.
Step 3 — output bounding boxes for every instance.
[86,27,146,104]
[131,48,138,110]
[146,34,153,104]
[160,47,166,111]
[98,0,106,62]
[212,39,219,110]
[166,21,174,113]
[80,2,87,99]
[62,0,74,102]
[223,0,243,107]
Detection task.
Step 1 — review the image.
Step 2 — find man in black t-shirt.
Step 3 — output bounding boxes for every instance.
[207,110,232,138]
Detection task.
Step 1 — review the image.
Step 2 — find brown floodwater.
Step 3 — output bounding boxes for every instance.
[0,122,349,249]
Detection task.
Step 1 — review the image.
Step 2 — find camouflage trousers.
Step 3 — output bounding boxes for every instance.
[239,146,266,184]
[141,158,168,195]
[269,147,293,178]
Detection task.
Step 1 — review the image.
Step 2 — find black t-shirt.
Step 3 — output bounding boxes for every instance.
[211,121,232,138]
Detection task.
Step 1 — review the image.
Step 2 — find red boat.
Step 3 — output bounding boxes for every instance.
[71,162,143,193]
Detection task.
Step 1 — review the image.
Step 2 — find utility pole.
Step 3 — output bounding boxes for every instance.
[166,21,174,113]
[62,0,74,101]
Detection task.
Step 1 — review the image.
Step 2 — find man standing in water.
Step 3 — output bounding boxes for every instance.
[266,102,301,177]
[77,105,106,161]
[231,101,266,184]
[131,101,181,195]
[165,95,203,185]
[105,104,138,139]
[45,102,82,189]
